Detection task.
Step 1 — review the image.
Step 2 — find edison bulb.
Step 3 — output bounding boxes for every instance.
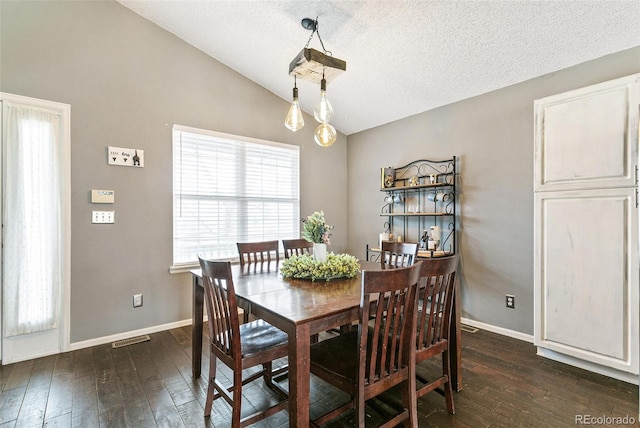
[314,123,337,147]
[284,86,304,131]
[285,99,304,131]
[313,78,333,123]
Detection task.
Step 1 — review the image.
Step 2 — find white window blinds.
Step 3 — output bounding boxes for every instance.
[172,125,300,267]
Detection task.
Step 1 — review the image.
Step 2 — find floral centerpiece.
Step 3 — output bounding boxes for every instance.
[280,252,360,282]
[301,210,333,244]
[302,210,334,262]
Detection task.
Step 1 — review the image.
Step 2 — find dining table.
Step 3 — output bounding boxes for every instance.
[190,259,462,427]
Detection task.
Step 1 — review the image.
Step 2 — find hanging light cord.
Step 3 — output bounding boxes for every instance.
[304,17,333,57]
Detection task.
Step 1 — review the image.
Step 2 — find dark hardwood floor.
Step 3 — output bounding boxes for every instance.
[0,326,637,427]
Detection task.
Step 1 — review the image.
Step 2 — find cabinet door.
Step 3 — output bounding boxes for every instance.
[534,188,638,374]
[534,74,639,192]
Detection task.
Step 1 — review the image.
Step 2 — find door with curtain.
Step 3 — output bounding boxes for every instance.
[0,93,70,364]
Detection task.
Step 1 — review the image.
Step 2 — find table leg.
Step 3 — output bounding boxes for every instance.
[287,323,311,427]
[449,281,462,391]
[192,274,204,379]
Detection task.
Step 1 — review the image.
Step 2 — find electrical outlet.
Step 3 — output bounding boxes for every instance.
[133,294,143,308]
[505,294,515,309]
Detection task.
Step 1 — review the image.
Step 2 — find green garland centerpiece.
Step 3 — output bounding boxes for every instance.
[280,252,360,282]
[282,210,359,281]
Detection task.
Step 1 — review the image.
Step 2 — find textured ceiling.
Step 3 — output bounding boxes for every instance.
[118,0,640,135]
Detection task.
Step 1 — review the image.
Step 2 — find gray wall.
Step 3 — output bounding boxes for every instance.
[3,0,639,343]
[1,1,348,343]
[347,47,640,334]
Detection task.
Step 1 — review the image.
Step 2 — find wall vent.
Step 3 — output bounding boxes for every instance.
[112,335,150,348]
[461,324,479,333]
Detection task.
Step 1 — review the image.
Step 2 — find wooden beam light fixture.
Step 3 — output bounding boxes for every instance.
[284,17,346,148]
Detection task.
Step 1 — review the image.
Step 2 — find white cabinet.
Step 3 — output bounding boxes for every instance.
[534,75,638,192]
[534,74,640,377]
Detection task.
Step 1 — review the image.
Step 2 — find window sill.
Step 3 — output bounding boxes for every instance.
[169,257,240,274]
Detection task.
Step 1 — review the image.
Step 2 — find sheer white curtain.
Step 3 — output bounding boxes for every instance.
[3,103,62,336]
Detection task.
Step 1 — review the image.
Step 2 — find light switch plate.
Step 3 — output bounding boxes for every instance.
[91,189,115,204]
[92,211,115,224]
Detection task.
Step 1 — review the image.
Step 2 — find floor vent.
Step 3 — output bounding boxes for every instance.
[112,335,150,348]
[461,324,479,333]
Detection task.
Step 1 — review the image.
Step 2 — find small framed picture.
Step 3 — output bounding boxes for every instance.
[381,167,395,188]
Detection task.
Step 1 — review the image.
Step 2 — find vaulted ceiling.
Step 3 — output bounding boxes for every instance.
[118,0,640,135]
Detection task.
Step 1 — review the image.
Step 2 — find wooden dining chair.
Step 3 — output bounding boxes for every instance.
[237,240,279,271]
[381,241,419,267]
[198,257,289,427]
[282,238,313,258]
[309,262,423,427]
[414,255,459,414]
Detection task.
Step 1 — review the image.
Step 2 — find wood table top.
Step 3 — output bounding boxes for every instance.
[192,260,381,326]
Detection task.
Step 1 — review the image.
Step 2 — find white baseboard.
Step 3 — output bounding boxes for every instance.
[69,318,195,351]
[461,317,534,343]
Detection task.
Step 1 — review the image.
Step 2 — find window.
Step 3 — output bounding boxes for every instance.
[172,125,300,269]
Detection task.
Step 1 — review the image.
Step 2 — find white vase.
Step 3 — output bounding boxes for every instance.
[313,242,327,262]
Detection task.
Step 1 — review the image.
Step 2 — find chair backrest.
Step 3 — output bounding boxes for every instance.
[381,241,419,267]
[416,255,459,357]
[237,240,279,270]
[198,258,241,363]
[358,262,422,392]
[282,238,313,259]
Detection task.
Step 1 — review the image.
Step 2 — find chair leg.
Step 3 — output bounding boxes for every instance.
[242,304,250,323]
[231,368,243,428]
[204,355,217,417]
[442,350,455,414]
[262,361,273,386]
[402,361,418,427]
[355,392,366,427]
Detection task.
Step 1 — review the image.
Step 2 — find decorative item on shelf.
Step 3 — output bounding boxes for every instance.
[301,210,333,262]
[285,17,346,148]
[280,253,360,282]
[409,175,419,186]
[428,234,438,250]
[428,191,452,202]
[379,232,395,249]
[420,229,429,250]
[429,225,441,250]
[381,167,395,188]
[405,195,419,213]
[429,174,438,184]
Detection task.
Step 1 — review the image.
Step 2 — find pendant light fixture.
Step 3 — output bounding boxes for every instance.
[313,70,336,146]
[284,76,304,132]
[285,17,346,147]
[313,73,333,123]
[314,123,337,147]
